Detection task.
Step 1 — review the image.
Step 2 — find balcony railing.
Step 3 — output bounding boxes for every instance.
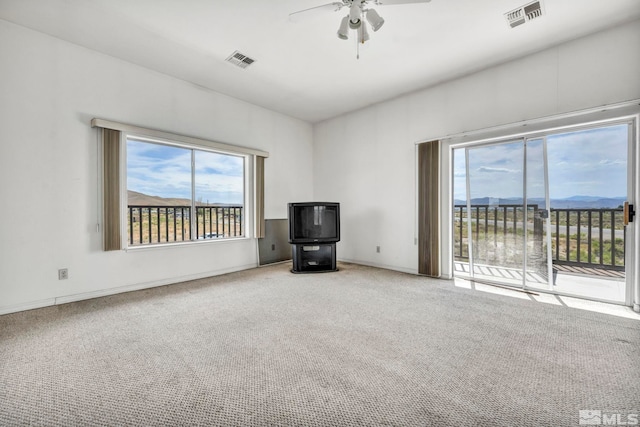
[453,204,625,271]
[128,205,243,246]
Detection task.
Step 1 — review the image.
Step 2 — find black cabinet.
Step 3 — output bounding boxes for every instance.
[291,243,337,273]
[288,202,340,274]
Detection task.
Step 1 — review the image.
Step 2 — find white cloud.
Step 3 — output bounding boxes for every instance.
[477,166,518,174]
[598,159,625,166]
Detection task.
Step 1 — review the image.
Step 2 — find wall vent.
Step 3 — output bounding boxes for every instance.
[225,51,255,69]
[505,1,543,28]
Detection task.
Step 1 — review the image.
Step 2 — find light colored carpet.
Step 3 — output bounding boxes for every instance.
[1,262,638,426]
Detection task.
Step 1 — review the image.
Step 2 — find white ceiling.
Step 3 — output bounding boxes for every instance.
[2,0,639,123]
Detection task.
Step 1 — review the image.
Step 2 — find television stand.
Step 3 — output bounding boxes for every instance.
[291,243,337,273]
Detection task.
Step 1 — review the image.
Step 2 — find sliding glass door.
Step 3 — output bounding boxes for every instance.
[544,124,631,302]
[453,120,635,304]
[465,141,526,286]
[456,139,552,290]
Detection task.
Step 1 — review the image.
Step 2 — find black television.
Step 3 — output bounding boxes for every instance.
[288,202,340,244]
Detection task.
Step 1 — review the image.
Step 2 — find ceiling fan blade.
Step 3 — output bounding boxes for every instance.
[288,2,345,23]
[375,0,431,5]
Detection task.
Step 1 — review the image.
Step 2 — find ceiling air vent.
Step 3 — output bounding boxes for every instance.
[225,51,255,69]
[505,1,543,28]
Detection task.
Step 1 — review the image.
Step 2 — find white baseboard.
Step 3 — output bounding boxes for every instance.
[0,263,257,316]
[0,298,57,316]
[339,258,419,276]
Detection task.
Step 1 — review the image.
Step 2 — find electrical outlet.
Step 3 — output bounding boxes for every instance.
[58,268,69,280]
[376,246,380,253]
[271,244,276,251]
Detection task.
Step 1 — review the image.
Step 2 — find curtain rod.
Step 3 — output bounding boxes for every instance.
[416,99,640,145]
[91,118,270,158]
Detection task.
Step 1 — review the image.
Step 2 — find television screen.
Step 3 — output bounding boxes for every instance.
[288,202,340,243]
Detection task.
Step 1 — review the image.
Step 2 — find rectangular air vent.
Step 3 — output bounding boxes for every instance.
[505,1,543,28]
[225,51,255,69]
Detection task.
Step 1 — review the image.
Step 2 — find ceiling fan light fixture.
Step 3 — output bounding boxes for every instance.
[366,9,384,32]
[288,0,434,53]
[337,15,350,39]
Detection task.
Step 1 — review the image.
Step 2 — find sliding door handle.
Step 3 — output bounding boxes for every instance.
[624,202,635,225]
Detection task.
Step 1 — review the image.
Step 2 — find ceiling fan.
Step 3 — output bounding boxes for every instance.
[289,0,432,46]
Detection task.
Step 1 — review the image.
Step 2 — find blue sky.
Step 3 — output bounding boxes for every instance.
[453,124,628,201]
[127,139,244,204]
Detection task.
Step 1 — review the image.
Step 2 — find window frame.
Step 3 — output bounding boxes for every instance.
[121,132,253,249]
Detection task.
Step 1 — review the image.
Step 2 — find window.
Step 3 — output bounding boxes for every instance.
[93,118,267,251]
[126,137,246,246]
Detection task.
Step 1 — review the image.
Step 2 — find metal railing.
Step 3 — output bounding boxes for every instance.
[550,208,624,270]
[128,205,243,246]
[453,204,625,271]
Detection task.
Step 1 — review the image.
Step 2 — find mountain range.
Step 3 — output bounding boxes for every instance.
[453,196,626,209]
[128,191,240,207]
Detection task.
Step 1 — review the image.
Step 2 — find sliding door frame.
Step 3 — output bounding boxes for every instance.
[459,136,553,291]
[440,112,638,308]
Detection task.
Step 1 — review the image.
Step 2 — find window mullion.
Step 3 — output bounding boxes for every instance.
[191,149,196,241]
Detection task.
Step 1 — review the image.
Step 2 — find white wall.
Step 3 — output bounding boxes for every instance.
[0,20,314,314]
[313,20,640,275]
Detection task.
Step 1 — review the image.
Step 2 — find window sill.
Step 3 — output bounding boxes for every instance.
[124,236,251,252]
